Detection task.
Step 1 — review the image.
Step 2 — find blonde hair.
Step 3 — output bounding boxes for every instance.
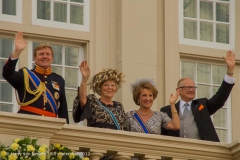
[131,78,158,105]
[89,68,125,96]
[34,43,53,57]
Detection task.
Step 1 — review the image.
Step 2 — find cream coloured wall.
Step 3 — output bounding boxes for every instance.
[163,0,180,107]
[231,0,240,143]
[106,0,159,112]
[156,0,166,110]
[0,0,240,143]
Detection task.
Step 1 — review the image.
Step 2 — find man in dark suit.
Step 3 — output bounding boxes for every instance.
[160,51,235,142]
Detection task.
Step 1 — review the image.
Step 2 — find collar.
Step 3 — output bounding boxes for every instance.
[34,65,52,75]
[99,99,115,107]
[180,100,192,109]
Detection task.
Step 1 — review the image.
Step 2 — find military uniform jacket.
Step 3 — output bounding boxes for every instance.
[160,80,234,142]
[2,57,69,124]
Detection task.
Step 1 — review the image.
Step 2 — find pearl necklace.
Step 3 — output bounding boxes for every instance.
[138,110,152,116]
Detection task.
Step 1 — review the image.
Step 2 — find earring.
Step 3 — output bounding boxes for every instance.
[137,100,140,105]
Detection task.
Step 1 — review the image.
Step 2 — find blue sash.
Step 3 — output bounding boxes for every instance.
[97,100,121,130]
[131,111,150,133]
[26,69,58,114]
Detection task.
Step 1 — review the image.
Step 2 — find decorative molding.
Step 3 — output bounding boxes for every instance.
[180,52,240,65]
[0,29,89,44]
[0,111,65,138]
[0,112,239,159]
[51,124,233,160]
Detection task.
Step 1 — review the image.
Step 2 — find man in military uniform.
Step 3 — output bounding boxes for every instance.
[2,31,69,124]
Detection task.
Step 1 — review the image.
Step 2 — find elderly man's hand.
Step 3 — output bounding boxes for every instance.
[223,50,235,76]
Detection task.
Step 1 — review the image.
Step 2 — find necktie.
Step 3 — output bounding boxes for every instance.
[183,103,189,118]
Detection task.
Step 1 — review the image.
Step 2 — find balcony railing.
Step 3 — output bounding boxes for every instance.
[0,112,240,160]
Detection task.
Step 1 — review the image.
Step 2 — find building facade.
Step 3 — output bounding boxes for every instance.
[0,0,239,144]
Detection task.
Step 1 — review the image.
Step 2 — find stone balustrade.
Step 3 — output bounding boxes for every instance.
[0,112,240,160]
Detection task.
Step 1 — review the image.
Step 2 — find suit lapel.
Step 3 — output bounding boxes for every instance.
[191,100,201,126]
[175,101,180,136]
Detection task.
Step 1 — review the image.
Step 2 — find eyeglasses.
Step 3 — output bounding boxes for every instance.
[178,86,197,90]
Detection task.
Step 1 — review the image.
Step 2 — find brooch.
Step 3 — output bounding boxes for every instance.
[52,81,60,91]
[54,92,59,100]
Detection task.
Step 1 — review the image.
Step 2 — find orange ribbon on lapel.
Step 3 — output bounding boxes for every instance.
[199,104,204,111]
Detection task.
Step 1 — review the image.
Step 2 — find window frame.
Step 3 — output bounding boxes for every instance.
[179,0,235,50]
[180,59,232,143]
[0,0,22,23]
[0,36,19,113]
[32,0,90,32]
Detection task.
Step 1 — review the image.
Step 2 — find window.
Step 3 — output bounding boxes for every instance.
[0,37,18,113]
[0,0,22,23]
[179,0,235,50]
[181,60,232,143]
[32,0,90,31]
[29,41,84,124]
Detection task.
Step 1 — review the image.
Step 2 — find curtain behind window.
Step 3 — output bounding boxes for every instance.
[0,38,14,112]
[37,0,50,20]
[183,0,229,44]
[2,0,16,15]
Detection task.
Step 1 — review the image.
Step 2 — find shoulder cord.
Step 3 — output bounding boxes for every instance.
[15,68,47,106]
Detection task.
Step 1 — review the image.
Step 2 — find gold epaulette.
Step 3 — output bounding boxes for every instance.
[16,68,47,106]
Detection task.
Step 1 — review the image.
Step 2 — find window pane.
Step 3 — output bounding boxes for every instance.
[0,60,6,79]
[65,68,78,88]
[52,66,62,76]
[213,108,226,128]
[200,22,213,42]
[70,5,83,25]
[33,42,42,49]
[2,0,16,15]
[200,1,213,20]
[71,0,84,3]
[0,104,12,112]
[54,2,67,22]
[184,0,197,18]
[212,65,226,85]
[216,129,227,143]
[184,20,197,39]
[0,82,12,102]
[37,0,50,20]
[197,84,211,99]
[66,90,77,110]
[65,46,79,66]
[197,63,210,83]
[0,38,14,58]
[51,44,63,65]
[216,3,229,22]
[216,24,229,44]
[181,61,195,79]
